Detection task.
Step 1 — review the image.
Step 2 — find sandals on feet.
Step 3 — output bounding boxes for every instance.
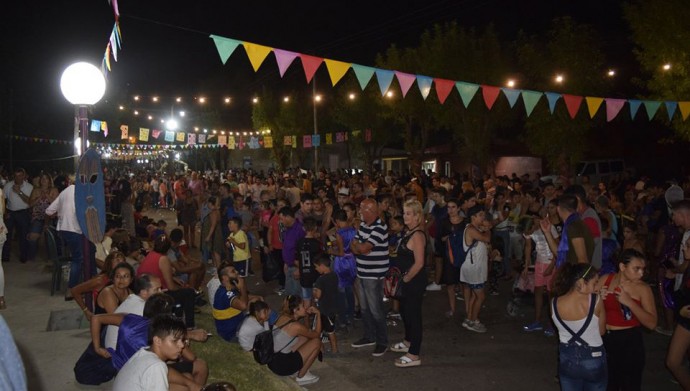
[390,341,409,353]
[0,298,5,310]
[395,355,421,368]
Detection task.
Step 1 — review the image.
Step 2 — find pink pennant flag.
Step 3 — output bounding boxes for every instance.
[274,49,298,77]
[434,79,455,104]
[395,72,416,98]
[605,98,626,122]
[152,129,161,139]
[303,135,312,148]
[300,54,323,83]
[562,94,583,119]
[188,133,196,145]
[335,132,344,143]
[481,85,501,110]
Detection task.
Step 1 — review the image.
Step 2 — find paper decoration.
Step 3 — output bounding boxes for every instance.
[501,88,521,108]
[336,132,344,143]
[292,135,297,148]
[139,128,149,142]
[91,120,101,132]
[176,132,185,142]
[248,136,258,149]
[521,91,542,117]
[665,101,678,121]
[198,134,206,143]
[482,85,501,110]
[628,100,642,119]
[188,133,196,145]
[210,35,241,65]
[243,42,273,71]
[312,134,320,147]
[300,54,323,83]
[303,135,312,148]
[643,101,661,120]
[605,99,626,122]
[228,136,235,149]
[100,121,108,134]
[326,133,333,144]
[417,75,433,100]
[435,79,455,104]
[586,97,604,118]
[351,64,375,90]
[152,129,161,139]
[284,136,292,146]
[395,72,416,98]
[264,135,273,148]
[274,49,298,77]
[218,135,227,146]
[375,69,395,96]
[456,82,480,108]
[545,92,561,114]
[679,102,690,121]
[121,126,128,139]
[324,59,351,86]
[562,94,583,119]
[165,131,174,142]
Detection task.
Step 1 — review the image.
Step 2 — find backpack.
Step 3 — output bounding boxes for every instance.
[446,225,476,268]
[252,320,295,365]
[384,266,404,299]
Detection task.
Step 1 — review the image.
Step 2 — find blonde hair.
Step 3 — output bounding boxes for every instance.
[403,200,423,226]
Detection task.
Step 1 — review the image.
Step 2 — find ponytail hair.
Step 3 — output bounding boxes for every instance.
[281,295,302,317]
[553,263,598,297]
[248,300,269,318]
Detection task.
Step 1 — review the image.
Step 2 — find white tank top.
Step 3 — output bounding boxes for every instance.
[552,295,603,347]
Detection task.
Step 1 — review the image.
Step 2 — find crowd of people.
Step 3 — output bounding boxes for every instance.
[2,164,690,389]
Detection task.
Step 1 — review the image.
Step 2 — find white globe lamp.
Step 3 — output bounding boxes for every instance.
[60,62,106,105]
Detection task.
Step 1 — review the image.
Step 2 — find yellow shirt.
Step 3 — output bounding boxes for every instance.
[229,230,249,261]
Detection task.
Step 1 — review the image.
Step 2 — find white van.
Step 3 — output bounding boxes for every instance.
[576,159,625,185]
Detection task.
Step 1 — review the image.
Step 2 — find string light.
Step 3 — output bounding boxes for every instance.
[199,97,206,103]
[224,97,231,104]
[134,95,140,101]
[283,96,290,103]
[119,105,125,110]
[554,74,564,84]
[348,93,356,100]
[314,94,322,102]
[176,97,182,103]
[607,70,616,77]
[152,96,159,102]
[386,91,394,98]
[506,79,516,88]
[663,63,671,71]
[252,97,259,104]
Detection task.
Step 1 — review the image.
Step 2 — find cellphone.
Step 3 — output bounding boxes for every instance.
[206,333,213,337]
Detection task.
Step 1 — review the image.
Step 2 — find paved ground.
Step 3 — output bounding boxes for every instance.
[0,208,680,390]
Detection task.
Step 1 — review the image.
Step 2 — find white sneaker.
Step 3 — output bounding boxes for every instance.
[426,282,442,291]
[468,320,487,333]
[296,371,320,386]
[462,319,472,329]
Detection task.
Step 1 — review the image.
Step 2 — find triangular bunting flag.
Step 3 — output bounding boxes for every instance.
[210,35,241,65]
[629,100,642,119]
[481,85,501,110]
[435,79,455,104]
[585,97,604,119]
[642,100,661,120]
[312,134,320,147]
[324,59,351,86]
[604,98,626,122]
[665,101,678,121]
[521,91,542,117]
[326,133,332,144]
[416,75,433,100]
[152,129,161,139]
[678,102,690,121]
[562,94,583,119]
[501,88,521,108]
[351,64,375,90]
[545,92,561,114]
[274,49,298,77]
[242,42,273,71]
[110,32,118,62]
[375,69,395,96]
[292,135,297,148]
[90,120,101,132]
[300,54,323,83]
[455,82,480,108]
[394,72,416,98]
[303,135,312,148]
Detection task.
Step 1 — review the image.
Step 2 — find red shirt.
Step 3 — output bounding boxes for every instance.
[137,251,168,290]
[602,274,641,328]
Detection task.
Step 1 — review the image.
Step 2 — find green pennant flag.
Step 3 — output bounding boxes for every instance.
[455,82,480,108]
[642,100,661,120]
[351,64,375,90]
[521,90,543,117]
[210,35,241,65]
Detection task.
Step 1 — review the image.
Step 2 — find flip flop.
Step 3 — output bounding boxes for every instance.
[391,342,409,353]
[395,355,421,368]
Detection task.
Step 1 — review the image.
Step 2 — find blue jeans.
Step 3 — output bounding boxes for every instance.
[2,209,31,262]
[338,285,355,325]
[284,266,301,296]
[558,343,607,391]
[356,278,388,346]
[61,231,96,288]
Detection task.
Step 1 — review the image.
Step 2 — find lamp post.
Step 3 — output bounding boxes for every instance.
[60,62,106,292]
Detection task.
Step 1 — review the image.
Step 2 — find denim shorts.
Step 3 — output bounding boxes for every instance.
[301,286,313,300]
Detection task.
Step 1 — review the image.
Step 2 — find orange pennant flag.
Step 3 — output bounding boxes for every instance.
[585,97,604,118]
[678,102,690,121]
[243,42,273,72]
[324,59,351,86]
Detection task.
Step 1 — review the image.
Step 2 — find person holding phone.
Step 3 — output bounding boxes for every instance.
[212,263,263,342]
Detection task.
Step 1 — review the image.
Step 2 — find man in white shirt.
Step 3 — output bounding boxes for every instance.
[2,168,33,263]
[113,315,187,391]
[105,275,163,350]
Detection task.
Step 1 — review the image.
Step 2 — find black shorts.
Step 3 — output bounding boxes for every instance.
[268,351,303,376]
[168,360,194,374]
[441,260,460,285]
[321,313,336,333]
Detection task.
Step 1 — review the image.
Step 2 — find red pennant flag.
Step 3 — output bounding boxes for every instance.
[481,85,501,110]
[562,94,583,119]
[300,54,323,83]
[434,78,455,104]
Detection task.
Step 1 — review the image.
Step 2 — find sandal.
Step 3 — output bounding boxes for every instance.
[390,341,409,353]
[395,355,421,368]
[0,297,5,310]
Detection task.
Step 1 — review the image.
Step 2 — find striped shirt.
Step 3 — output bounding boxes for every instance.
[355,218,389,279]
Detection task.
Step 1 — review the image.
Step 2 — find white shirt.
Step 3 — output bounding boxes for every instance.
[238,316,269,351]
[45,185,81,234]
[113,348,168,391]
[105,294,146,350]
[3,180,32,211]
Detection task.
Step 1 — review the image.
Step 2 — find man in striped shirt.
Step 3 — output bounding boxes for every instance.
[350,198,390,357]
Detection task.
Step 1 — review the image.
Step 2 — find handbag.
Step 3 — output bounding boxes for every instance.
[384,267,405,299]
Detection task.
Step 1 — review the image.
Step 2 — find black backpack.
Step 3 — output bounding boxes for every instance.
[252,320,295,365]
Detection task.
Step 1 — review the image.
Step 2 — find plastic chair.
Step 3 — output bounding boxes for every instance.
[46,227,71,296]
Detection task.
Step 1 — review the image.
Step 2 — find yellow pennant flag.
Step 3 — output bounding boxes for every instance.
[264,135,273,148]
[292,135,297,149]
[586,97,604,118]
[243,42,273,72]
[324,59,351,86]
[326,133,332,144]
[228,136,236,150]
[176,132,185,142]
[678,102,690,121]
[140,128,150,142]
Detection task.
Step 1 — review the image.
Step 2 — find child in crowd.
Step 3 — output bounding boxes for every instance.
[387,215,405,319]
[314,254,339,353]
[327,210,357,327]
[297,217,324,312]
[522,216,558,335]
[226,216,250,277]
[238,199,257,275]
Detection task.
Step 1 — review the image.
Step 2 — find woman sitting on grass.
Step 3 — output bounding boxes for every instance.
[70,251,131,320]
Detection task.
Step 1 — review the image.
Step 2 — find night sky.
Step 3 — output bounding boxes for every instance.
[1,0,632,139]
